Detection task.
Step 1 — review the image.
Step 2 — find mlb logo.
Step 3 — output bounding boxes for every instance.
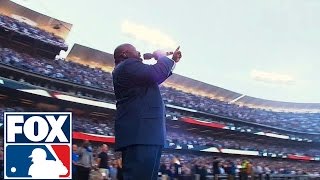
[4,112,72,179]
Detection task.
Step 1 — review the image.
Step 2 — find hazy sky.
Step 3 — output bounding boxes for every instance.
[11,0,320,103]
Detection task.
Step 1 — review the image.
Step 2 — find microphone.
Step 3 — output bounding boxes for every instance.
[143,51,173,60]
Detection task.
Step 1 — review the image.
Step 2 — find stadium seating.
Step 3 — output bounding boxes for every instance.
[0,46,319,133]
[0,14,67,48]
[0,104,319,157]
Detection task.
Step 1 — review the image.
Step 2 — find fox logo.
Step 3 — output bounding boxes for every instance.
[4,112,72,179]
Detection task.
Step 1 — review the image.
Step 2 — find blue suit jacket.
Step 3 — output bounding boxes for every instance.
[112,57,174,150]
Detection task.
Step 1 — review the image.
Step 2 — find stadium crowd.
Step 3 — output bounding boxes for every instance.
[161,87,320,134]
[1,47,319,134]
[166,131,320,157]
[0,48,114,91]
[159,152,320,180]
[69,140,320,180]
[0,138,318,179]
[0,78,319,179]
[0,14,67,48]
[0,104,319,157]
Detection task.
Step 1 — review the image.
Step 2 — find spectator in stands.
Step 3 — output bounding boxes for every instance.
[213,157,221,180]
[199,163,208,180]
[72,144,79,180]
[116,158,123,180]
[246,161,253,180]
[159,160,173,179]
[264,165,271,180]
[97,144,109,180]
[77,140,93,180]
[109,160,118,180]
[112,43,182,180]
[172,156,183,179]
[254,163,263,180]
[240,159,251,180]
[225,160,236,180]
[191,160,201,176]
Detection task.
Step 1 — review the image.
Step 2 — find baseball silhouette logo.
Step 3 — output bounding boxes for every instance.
[4,112,72,179]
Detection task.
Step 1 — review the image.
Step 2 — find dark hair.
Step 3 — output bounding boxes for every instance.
[114,43,131,65]
[114,57,122,66]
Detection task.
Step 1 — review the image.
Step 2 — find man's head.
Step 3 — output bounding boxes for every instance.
[114,43,141,65]
[101,144,108,152]
[83,139,90,148]
[72,144,78,152]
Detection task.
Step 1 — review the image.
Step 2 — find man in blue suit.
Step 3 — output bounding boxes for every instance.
[112,43,182,180]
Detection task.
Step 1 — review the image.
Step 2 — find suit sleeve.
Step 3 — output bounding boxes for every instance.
[126,57,174,85]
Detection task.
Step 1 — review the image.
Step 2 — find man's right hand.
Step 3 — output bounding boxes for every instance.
[153,46,182,62]
[152,50,167,60]
[172,46,182,63]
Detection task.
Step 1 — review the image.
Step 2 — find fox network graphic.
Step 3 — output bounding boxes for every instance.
[4,112,72,179]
